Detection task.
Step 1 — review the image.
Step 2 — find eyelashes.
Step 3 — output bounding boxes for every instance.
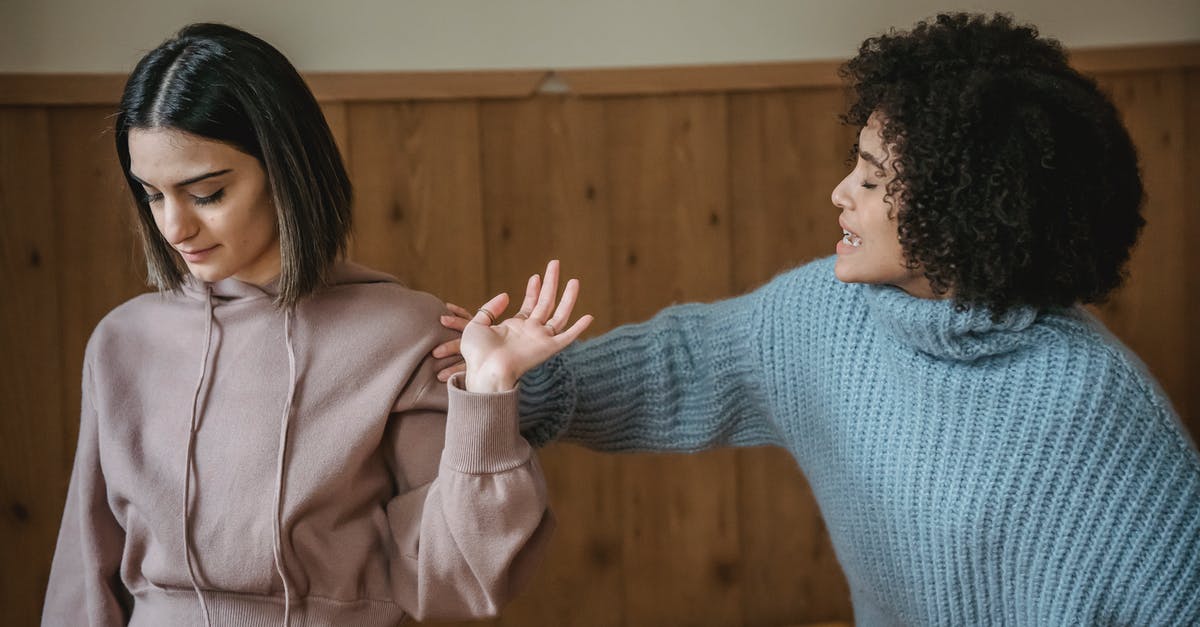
[143,189,226,206]
[193,189,225,206]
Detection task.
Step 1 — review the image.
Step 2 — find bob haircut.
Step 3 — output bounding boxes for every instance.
[839,13,1145,316]
[115,22,351,307]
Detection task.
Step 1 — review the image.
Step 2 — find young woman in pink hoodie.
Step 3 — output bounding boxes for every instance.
[41,23,590,627]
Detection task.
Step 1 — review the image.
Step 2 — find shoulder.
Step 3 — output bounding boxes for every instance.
[1035,309,1165,398]
[307,273,455,351]
[86,290,187,363]
[1030,308,1192,448]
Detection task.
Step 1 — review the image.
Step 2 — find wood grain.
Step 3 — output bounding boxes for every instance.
[49,107,149,455]
[1185,69,1200,434]
[2,52,1197,627]
[728,88,858,625]
[346,101,487,307]
[1091,71,1189,420]
[0,107,64,627]
[474,96,624,627]
[604,93,746,626]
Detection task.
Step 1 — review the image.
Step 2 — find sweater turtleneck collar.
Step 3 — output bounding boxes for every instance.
[863,284,1040,361]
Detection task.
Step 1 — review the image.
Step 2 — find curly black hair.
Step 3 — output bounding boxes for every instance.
[840,13,1144,316]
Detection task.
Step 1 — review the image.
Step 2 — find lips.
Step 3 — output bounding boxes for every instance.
[838,218,862,248]
[178,245,219,261]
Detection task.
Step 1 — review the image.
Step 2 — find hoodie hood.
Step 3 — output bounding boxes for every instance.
[180,260,402,303]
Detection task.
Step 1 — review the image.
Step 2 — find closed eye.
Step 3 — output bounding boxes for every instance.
[193,189,225,206]
[142,189,225,206]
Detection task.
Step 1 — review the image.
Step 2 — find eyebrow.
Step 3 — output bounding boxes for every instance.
[129,169,232,189]
[859,149,886,171]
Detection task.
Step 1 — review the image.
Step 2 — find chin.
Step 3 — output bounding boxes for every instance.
[186,265,233,283]
[834,258,867,284]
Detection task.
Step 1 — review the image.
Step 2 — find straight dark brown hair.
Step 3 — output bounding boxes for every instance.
[115,22,351,307]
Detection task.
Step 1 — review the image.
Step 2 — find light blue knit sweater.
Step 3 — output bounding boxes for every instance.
[519,256,1200,626]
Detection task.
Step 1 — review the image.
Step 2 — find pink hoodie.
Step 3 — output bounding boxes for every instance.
[42,262,553,626]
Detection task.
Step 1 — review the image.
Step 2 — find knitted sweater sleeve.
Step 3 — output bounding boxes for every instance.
[517,281,782,452]
[42,358,131,626]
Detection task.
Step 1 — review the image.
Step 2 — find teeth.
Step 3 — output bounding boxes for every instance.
[841,230,862,248]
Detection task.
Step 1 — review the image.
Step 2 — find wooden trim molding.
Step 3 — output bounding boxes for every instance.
[1068,41,1200,74]
[1,42,1196,105]
[303,70,546,101]
[0,73,128,106]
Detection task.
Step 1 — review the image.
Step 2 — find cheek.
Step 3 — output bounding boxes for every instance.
[250,200,278,245]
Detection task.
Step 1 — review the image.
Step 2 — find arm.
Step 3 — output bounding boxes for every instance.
[42,359,131,626]
[383,367,552,622]
[518,284,781,452]
[385,259,587,620]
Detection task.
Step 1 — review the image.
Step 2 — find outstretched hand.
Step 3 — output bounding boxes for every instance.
[443,260,592,393]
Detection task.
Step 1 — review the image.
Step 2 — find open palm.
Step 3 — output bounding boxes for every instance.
[455,260,592,393]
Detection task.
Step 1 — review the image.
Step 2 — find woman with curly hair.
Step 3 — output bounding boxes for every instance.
[438,12,1199,625]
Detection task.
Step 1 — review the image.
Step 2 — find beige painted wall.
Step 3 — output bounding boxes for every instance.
[3,0,1199,73]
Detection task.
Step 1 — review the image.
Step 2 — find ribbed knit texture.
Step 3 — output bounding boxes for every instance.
[520,256,1200,626]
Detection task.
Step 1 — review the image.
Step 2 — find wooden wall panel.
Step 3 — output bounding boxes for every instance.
[1,51,1197,627]
[1188,69,1200,436]
[475,97,621,626]
[1092,71,1190,419]
[0,108,64,627]
[604,94,746,627]
[728,88,856,287]
[320,102,351,170]
[474,96,625,627]
[346,102,487,307]
[728,89,858,625]
[49,108,149,452]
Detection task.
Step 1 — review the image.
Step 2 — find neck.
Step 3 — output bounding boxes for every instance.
[893,274,943,301]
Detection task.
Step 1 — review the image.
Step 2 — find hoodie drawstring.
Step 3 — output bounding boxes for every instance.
[184,289,299,627]
[271,306,298,627]
[184,286,214,627]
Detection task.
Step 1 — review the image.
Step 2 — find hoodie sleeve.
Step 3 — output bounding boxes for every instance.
[382,364,553,622]
[42,358,131,626]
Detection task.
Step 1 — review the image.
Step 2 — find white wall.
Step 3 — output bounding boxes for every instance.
[3,0,1198,73]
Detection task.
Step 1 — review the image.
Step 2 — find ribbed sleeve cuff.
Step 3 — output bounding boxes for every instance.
[517,354,577,447]
[442,372,531,474]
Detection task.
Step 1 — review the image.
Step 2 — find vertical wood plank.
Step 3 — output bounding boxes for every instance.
[1092,72,1189,423]
[346,101,487,307]
[605,93,744,627]
[479,96,613,334]
[0,107,64,627]
[320,101,351,172]
[478,95,624,627]
[728,87,856,625]
[51,107,149,466]
[1184,69,1200,438]
[729,87,855,291]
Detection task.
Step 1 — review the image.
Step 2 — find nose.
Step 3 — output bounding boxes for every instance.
[157,196,199,246]
[831,174,851,211]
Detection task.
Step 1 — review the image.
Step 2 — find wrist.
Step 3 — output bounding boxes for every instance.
[464,365,517,393]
